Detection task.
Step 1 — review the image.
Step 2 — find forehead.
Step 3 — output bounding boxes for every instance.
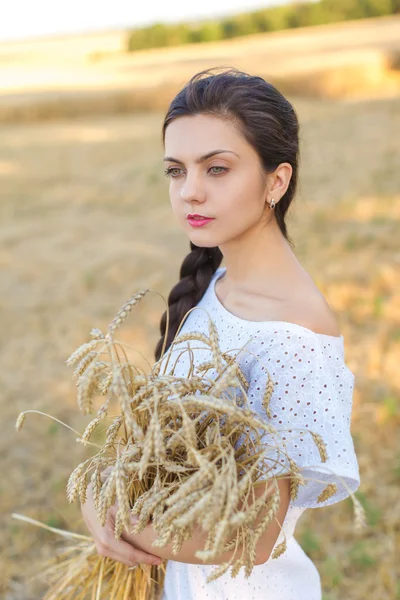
[164,113,244,152]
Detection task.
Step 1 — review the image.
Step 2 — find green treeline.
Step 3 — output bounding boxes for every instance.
[127,0,400,52]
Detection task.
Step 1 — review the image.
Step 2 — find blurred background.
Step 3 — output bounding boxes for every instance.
[1,1,399,598]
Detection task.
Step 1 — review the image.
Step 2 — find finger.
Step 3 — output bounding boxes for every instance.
[119,532,162,564]
[129,545,163,566]
[98,534,162,567]
[100,517,162,567]
[129,514,139,525]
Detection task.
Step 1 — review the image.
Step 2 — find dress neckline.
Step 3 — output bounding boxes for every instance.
[211,267,344,343]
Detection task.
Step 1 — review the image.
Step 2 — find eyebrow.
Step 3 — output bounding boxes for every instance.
[163,149,240,164]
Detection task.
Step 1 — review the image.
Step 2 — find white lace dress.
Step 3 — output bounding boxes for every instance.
[159,266,361,600]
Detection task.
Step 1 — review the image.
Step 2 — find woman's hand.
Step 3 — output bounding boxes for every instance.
[80,470,162,568]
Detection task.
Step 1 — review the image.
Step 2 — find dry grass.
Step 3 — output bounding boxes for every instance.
[0,15,400,123]
[0,33,399,599]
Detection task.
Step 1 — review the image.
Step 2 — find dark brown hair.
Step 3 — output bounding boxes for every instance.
[154,67,300,362]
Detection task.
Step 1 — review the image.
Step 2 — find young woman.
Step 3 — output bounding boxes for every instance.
[81,67,360,599]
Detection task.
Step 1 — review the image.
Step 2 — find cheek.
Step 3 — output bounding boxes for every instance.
[167,182,178,203]
[220,179,262,219]
[169,191,187,223]
[169,193,181,214]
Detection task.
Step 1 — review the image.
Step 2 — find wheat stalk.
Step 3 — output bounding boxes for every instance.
[13,286,365,598]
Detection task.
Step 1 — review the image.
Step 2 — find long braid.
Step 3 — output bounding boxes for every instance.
[154,243,223,361]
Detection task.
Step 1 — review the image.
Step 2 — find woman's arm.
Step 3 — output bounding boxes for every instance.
[81,479,163,568]
[121,476,291,566]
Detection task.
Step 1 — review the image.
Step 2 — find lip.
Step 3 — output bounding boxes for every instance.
[187,213,213,219]
[187,214,214,228]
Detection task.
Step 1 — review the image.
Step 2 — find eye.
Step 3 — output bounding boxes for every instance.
[164,165,228,178]
[164,167,182,178]
[209,166,227,175]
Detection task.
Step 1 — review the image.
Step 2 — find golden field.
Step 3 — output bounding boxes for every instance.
[1,14,400,121]
[1,15,399,600]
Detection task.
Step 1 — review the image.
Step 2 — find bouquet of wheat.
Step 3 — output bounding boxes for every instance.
[13,286,366,599]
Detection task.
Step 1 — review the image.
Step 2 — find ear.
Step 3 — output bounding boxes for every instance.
[268,162,292,202]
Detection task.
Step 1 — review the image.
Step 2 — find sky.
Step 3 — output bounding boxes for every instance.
[0,0,292,42]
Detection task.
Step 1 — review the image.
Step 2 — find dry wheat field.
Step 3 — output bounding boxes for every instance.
[1,15,400,121]
[1,17,400,600]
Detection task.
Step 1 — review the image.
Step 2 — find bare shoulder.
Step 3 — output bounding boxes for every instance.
[280,287,341,337]
[217,268,341,336]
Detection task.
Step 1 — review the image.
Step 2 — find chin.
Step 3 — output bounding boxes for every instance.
[188,237,212,248]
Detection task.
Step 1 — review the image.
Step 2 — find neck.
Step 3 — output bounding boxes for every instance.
[217,217,308,297]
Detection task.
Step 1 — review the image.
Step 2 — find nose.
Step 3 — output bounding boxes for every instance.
[180,171,206,204]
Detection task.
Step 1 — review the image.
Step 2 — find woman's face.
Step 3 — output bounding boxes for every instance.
[163,113,270,248]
